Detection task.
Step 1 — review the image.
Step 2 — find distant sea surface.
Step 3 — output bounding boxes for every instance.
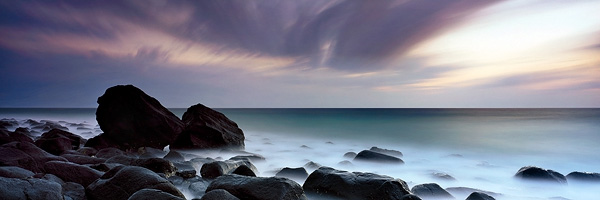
[2,108,599,199]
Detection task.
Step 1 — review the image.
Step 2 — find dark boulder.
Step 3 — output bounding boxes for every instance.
[303,167,411,200]
[188,179,212,197]
[229,154,266,163]
[0,166,35,178]
[231,165,257,177]
[0,141,67,173]
[173,161,197,178]
[514,166,567,184]
[171,104,244,150]
[131,158,177,177]
[354,150,404,164]
[370,146,403,157]
[61,154,106,165]
[0,128,33,145]
[44,160,103,187]
[128,188,186,200]
[201,189,241,200]
[86,166,184,200]
[466,192,495,200]
[89,85,184,150]
[566,171,600,182]
[276,167,309,181]
[35,129,85,155]
[201,160,258,179]
[63,182,86,200]
[207,174,306,200]
[411,183,454,200]
[105,155,138,165]
[0,176,63,200]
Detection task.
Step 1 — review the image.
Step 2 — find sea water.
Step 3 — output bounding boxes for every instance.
[1,108,599,199]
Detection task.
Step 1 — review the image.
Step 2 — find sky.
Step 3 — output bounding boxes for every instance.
[0,0,599,108]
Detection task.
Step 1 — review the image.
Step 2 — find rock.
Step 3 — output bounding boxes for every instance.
[95,147,125,159]
[207,174,306,200]
[0,166,35,178]
[89,85,184,150]
[411,183,454,200]
[139,147,168,158]
[338,160,353,166]
[35,129,85,155]
[89,163,123,172]
[0,141,67,173]
[200,160,258,179]
[37,173,65,185]
[231,165,256,177]
[401,194,423,200]
[353,150,404,164]
[105,155,138,165]
[0,176,63,200]
[63,182,86,200]
[173,162,197,178]
[61,154,106,165]
[86,166,184,200]
[44,160,103,187]
[0,127,34,145]
[188,179,212,197]
[466,192,495,200]
[343,152,357,159]
[171,104,244,150]
[445,187,500,198]
[431,172,456,181]
[304,161,321,171]
[201,189,241,200]
[164,150,185,162]
[132,158,177,177]
[303,167,411,200]
[76,147,98,156]
[514,166,567,184]
[566,171,600,182]
[31,121,69,132]
[276,167,309,181]
[128,188,186,200]
[229,154,266,163]
[370,146,403,157]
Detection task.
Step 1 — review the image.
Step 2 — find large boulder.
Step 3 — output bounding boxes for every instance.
[201,189,241,200]
[86,166,184,200]
[35,129,85,155]
[566,171,600,182]
[87,85,184,150]
[353,150,404,164]
[514,166,567,184]
[0,176,63,200]
[0,141,67,173]
[200,160,258,179]
[206,174,306,200]
[171,104,245,150]
[411,183,454,200]
[44,160,103,187]
[303,167,411,200]
[0,166,35,178]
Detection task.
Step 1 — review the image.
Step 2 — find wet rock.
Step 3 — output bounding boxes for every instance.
[514,166,567,184]
[32,121,69,132]
[171,104,244,150]
[44,160,103,187]
[207,174,306,200]
[95,147,125,159]
[0,166,35,178]
[0,141,67,173]
[466,192,495,200]
[132,158,177,177]
[354,150,404,164]
[61,154,106,165]
[231,165,257,177]
[0,176,63,200]
[128,188,186,200]
[303,167,411,200]
[173,161,197,178]
[163,150,185,162]
[37,173,65,185]
[63,182,86,200]
[370,146,403,157]
[201,189,240,200]
[276,167,309,181]
[338,160,353,166]
[200,160,258,179]
[86,166,184,200]
[566,171,600,182]
[188,179,212,197]
[411,183,454,200]
[89,85,184,150]
[343,152,357,159]
[138,147,167,158]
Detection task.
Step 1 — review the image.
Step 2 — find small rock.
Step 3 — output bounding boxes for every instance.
[164,150,185,162]
[61,154,106,165]
[0,176,63,200]
[432,172,456,181]
[303,161,321,171]
[63,182,86,200]
[132,158,177,177]
[231,165,257,177]
[353,150,404,164]
[76,147,98,156]
[566,171,600,182]
[466,192,495,200]
[370,146,403,157]
[229,154,266,163]
[411,183,454,199]
[95,147,125,159]
[200,160,258,179]
[343,152,357,159]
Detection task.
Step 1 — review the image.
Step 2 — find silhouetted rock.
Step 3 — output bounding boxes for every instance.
[466,192,495,200]
[229,154,266,162]
[128,188,186,200]
[201,160,258,179]
[44,160,103,187]
[88,85,184,150]
[0,166,34,178]
[201,189,241,200]
[566,171,600,182]
[86,166,184,200]
[514,166,567,184]
[207,174,306,200]
[35,129,85,155]
[232,165,257,177]
[411,183,454,199]
[276,167,309,181]
[353,150,404,164]
[370,146,403,157]
[171,104,244,150]
[0,141,67,173]
[303,167,411,200]
[0,176,63,200]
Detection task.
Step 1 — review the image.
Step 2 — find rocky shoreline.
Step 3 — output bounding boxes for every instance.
[1,85,599,200]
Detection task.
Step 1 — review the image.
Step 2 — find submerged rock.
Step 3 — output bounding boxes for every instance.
[343,152,357,159]
[353,150,404,164]
[171,104,245,150]
[370,146,403,157]
[466,192,495,200]
[303,167,411,200]
[206,174,306,200]
[200,160,258,179]
[276,167,309,181]
[566,171,600,182]
[514,166,567,184]
[88,85,184,150]
[411,183,454,199]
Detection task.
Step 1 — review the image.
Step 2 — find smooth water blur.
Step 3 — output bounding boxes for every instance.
[2,108,599,199]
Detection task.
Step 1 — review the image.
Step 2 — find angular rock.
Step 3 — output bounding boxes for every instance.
[370,146,403,157]
[514,166,567,184]
[353,150,404,164]
[276,167,309,181]
[200,160,258,179]
[89,85,184,150]
[44,160,103,187]
[128,188,186,200]
[0,141,67,173]
[35,129,85,155]
[0,176,63,200]
[466,192,495,200]
[171,104,244,150]
[86,166,184,200]
[303,167,411,200]
[0,166,34,178]
[411,183,454,200]
[207,174,306,200]
[566,171,600,182]
[201,189,241,200]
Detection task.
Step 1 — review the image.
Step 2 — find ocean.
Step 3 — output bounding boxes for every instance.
[1,108,599,200]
